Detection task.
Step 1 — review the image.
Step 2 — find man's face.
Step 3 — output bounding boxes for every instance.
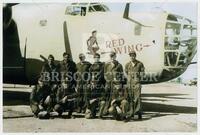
[130,55,136,62]
[94,56,100,62]
[111,55,116,62]
[38,80,44,87]
[48,57,54,65]
[62,82,68,89]
[92,32,97,37]
[80,55,86,62]
[63,55,70,62]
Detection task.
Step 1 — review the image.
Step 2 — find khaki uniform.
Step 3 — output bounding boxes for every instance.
[40,63,60,85]
[103,60,124,115]
[40,62,59,103]
[85,62,106,118]
[58,60,77,88]
[108,85,129,120]
[30,85,52,116]
[125,60,145,117]
[54,84,78,116]
[76,61,91,112]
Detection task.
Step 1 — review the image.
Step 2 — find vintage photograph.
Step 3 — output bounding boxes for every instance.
[2,1,198,132]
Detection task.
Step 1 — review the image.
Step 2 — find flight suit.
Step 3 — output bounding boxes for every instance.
[30,84,52,117]
[85,61,106,119]
[54,84,78,117]
[40,62,60,85]
[103,60,124,115]
[76,61,91,113]
[108,85,129,120]
[40,62,60,107]
[125,60,145,118]
[58,60,77,88]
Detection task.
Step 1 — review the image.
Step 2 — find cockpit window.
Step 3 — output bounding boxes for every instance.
[101,4,110,11]
[66,3,110,15]
[92,5,106,12]
[65,6,86,16]
[89,6,94,12]
[167,14,178,21]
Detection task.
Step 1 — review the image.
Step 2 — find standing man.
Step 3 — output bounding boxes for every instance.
[76,53,91,113]
[103,51,124,118]
[84,53,106,119]
[40,54,60,85]
[125,51,145,120]
[58,52,77,92]
[40,54,60,112]
[53,52,77,118]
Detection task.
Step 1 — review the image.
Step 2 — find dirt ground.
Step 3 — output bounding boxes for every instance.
[3,82,197,132]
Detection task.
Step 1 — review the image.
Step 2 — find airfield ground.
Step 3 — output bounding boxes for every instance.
[3,82,197,132]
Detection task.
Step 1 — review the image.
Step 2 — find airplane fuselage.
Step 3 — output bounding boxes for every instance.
[3,3,197,84]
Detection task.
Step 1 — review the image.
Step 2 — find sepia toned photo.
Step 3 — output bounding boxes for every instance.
[2,0,198,133]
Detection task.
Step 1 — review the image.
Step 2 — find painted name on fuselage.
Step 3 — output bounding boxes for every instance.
[105,38,152,54]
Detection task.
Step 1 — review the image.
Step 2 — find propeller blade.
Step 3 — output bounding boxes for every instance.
[63,21,73,60]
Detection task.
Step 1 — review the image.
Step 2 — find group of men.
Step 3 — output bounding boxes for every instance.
[30,51,145,122]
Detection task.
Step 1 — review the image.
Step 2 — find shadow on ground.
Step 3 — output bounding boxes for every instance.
[3,91,197,116]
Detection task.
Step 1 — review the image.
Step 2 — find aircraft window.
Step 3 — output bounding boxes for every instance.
[165,22,181,35]
[65,6,81,15]
[167,14,178,21]
[167,14,183,22]
[177,53,187,67]
[65,6,86,16]
[183,18,192,24]
[182,25,197,36]
[92,5,106,12]
[65,7,73,15]
[89,6,94,12]
[177,45,189,66]
[101,4,110,11]
[165,37,180,50]
[164,52,178,67]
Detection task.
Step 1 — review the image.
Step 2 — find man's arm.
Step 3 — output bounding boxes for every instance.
[30,86,38,105]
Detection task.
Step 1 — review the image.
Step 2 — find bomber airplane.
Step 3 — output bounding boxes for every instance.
[3,3,197,84]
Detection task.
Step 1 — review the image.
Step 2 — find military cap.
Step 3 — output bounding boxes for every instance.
[129,50,136,56]
[48,54,54,60]
[110,51,116,57]
[92,30,97,34]
[63,52,70,57]
[79,53,85,58]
